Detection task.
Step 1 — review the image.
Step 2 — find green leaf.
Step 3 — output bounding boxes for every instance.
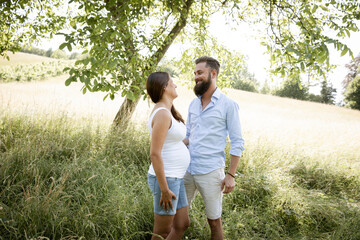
[320,5,329,11]
[300,62,305,71]
[345,29,351,38]
[126,91,135,101]
[59,43,67,50]
[65,78,72,86]
[341,48,348,57]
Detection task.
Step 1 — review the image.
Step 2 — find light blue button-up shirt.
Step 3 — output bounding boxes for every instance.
[186,88,245,175]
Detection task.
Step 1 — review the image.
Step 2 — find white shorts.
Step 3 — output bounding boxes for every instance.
[183,168,225,220]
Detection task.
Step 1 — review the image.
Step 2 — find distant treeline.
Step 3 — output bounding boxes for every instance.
[159,60,337,105]
[21,45,84,60]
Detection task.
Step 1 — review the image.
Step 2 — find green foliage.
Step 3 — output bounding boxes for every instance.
[21,45,84,60]
[21,45,52,58]
[230,65,259,93]
[1,113,360,239]
[320,80,336,104]
[232,79,258,92]
[0,60,74,82]
[50,49,69,59]
[344,54,360,110]
[273,79,309,100]
[156,58,180,78]
[344,76,360,110]
[0,0,66,59]
[0,113,153,239]
[260,1,360,82]
[174,35,248,89]
[3,0,359,124]
[261,79,271,94]
[60,0,198,101]
[307,93,323,103]
[273,78,336,104]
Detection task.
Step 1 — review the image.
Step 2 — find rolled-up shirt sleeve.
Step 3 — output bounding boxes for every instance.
[226,101,245,157]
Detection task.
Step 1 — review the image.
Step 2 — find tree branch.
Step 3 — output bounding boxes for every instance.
[150,0,194,65]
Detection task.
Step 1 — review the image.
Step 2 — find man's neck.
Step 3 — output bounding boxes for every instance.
[202,85,217,102]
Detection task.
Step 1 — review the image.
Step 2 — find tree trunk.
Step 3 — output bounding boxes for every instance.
[113,97,140,127]
[112,0,194,127]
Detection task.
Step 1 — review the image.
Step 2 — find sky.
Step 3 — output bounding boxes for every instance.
[38,12,360,103]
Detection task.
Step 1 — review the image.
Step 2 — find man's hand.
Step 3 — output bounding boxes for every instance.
[221,174,235,194]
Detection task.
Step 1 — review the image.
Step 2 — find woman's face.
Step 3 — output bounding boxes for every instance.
[164,77,178,99]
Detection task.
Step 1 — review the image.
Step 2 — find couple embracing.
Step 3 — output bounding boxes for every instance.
[146,56,245,240]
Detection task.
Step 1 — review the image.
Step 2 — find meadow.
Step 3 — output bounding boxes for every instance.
[0,52,74,83]
[1,53,360,239]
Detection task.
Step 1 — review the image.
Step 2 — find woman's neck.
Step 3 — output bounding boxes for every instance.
[156,97,173,110]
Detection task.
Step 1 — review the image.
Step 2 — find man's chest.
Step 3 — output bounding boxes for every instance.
[189,106,226,130]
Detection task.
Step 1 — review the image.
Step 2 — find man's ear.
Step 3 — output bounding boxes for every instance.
[211,69,217,79]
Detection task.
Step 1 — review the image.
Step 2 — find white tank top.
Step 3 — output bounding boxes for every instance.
[148,107,190,178]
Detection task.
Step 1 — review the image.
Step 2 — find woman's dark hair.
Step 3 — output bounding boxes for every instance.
[146,72,185,123]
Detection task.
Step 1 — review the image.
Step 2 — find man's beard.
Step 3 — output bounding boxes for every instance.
[194,72,212,97]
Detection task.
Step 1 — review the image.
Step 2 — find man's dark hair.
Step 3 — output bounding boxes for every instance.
[195,56,220,76]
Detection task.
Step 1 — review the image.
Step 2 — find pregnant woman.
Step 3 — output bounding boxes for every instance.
[146,72,190,240]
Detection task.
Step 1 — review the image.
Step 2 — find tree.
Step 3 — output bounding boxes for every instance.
[2,0,360,126]
[60,0,359,126]
[232,79,258,92]
[320,80,336,104]
[260,80,271,94]
[173,34,248,90]
[0,0,66,59]
[343,53,360,110]
[273,79,309,100]
[46,48,54,58]
[343,53,360,88]
[230,65,259,93]
[61,0,199,126]
[51,49,68,59]
[344,76,360,110]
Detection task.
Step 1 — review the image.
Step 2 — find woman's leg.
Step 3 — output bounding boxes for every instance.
[167,206,190,240]
[152,214,175,240]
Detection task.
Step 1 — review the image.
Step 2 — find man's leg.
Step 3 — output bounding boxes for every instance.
[183,171,198,207]
[194,169,225,240]
[208,218,224,240]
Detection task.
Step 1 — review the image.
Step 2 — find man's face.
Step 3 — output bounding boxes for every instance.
[194,62,212,97]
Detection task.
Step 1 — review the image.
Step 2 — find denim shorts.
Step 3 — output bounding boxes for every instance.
[148,174,188,215]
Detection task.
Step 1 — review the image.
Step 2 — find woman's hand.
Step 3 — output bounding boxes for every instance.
[160,189,177,212]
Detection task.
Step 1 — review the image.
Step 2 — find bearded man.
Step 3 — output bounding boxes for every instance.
[183,56,245,240]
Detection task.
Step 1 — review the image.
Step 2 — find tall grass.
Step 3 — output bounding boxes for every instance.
[1,112,360,239]
[0,113,153,239]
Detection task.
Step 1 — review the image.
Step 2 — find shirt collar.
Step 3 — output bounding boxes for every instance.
[212,87,221,101]
[198,87,221,101]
